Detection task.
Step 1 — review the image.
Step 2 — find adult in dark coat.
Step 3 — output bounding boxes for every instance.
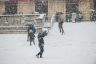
[58,20,64,34]
[36,31,47,58]
[29,30,35,46]
[27,24,36,41]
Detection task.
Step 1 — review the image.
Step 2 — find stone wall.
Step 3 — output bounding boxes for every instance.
[0,0,95,21]
[48,0,94,21]
[48,0,66,21]
[79,0,92,21]
[0,2,5,14]
[0,14,45,34]
[17,0,35,14]
[0,0,35,14]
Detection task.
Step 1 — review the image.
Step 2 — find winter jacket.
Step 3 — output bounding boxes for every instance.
[29,32,35,39]
[38,33,44,47]
[38,37,44,47]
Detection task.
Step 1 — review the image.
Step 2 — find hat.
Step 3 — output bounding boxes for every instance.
[42,28,48,33]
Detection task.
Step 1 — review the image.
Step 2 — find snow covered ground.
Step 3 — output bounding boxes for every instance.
[0,22,96,64]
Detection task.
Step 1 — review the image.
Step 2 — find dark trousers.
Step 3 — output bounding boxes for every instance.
[30,38,35,46]
[27,33,30,41]
[37,46,44,58]
[59,27,64,34]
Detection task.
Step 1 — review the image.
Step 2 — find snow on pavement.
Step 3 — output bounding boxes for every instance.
[0,22,96,64]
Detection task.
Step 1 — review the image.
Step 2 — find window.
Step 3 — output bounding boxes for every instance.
[5,1,17,14]
[35,0,48,14]
[66,0,79,13]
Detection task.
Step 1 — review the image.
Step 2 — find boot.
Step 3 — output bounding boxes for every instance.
[36,54,39,58]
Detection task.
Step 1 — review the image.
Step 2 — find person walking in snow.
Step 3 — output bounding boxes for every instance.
[36,30,47,58]
[29,30,35,46]
[58,20,64,35]
[27,24,36,41]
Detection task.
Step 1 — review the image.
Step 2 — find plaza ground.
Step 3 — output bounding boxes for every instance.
[0,22,96,64]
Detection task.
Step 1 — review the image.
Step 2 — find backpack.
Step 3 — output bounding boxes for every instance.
[31,25,36,34]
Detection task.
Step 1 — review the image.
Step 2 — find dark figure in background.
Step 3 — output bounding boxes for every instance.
[66,14,72,22]
[27,24,36,41]
[58,21,64,35]
[29,30,35,46]
[36,31,47,58]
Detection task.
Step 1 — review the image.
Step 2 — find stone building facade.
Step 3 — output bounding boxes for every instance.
[17,0,35,14]
[0,0,35,14]
[48,0,95,21]
[0,0,96,33]
[0,0,96,21]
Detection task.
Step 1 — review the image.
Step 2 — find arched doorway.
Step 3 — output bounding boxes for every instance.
[66,0,79,22]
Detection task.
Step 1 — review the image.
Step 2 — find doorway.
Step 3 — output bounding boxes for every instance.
[93,0,96,10]
[35,0,48,14]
